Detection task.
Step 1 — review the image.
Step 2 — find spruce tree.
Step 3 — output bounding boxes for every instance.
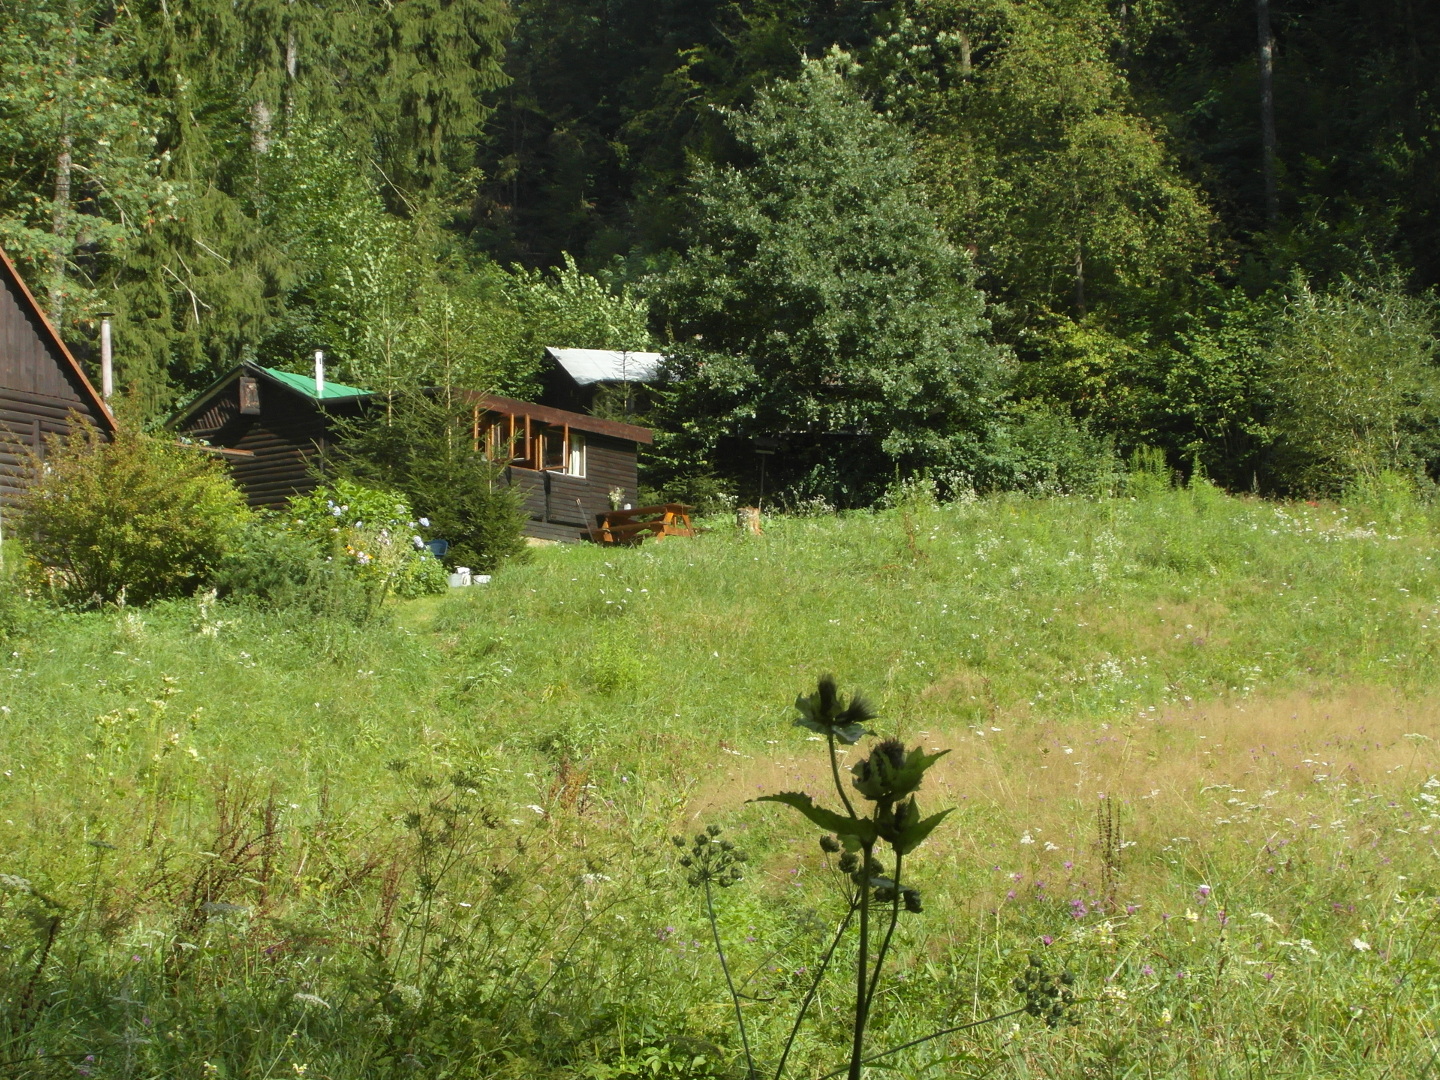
[650,52,1008,506]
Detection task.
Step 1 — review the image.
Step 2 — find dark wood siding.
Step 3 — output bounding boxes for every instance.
[0,263,113,505]
[503,433,641,542]
[0,271,91,402]
[176,376,351,509]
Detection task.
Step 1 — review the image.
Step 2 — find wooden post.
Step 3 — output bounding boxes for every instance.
[737,506,762,535]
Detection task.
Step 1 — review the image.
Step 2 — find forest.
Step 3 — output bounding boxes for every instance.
[3,0,1439,506]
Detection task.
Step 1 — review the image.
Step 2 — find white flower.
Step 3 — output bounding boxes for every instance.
[1352,938,1371,951]
[293,993,330,1010]
[1044,841,1059,851]
[1020,832,1035,845]
[412,536,424,549]
[419,517,430,527]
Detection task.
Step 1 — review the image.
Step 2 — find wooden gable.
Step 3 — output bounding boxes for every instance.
[0,247,116,504]
[169,364,369,509]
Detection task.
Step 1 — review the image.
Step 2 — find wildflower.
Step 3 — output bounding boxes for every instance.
[1353,938,1371,951]
[1020,832,1035,845]
[1184,909,1199,922]
[1159,1007,1173,1025]
[419,517,429,527]
[293,993,330,1010]
[1140,964,1154,977]
[1196,884,1212,901]
[1040,934,1054,946]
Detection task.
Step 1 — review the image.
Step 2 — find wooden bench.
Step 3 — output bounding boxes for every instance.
[591,503,697,545]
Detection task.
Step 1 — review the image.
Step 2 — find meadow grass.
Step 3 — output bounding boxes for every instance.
[2,483,1440,1078]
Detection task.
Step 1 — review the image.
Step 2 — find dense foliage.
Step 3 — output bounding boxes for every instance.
[4,0,1440,500]
[650,54,1007,505]
[15,424,251,606]
[332,392,531,572]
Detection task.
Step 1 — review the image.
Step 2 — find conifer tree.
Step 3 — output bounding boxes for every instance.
[651,52,1008,505]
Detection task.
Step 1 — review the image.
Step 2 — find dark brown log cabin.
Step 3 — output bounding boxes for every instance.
[0,247,116,503]
[463,392,654,543]
[167,362,369,509]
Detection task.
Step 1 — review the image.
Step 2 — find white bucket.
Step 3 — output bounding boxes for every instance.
[447,567,472,588]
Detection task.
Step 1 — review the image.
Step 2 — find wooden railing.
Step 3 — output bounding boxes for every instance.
[590,503,697,545]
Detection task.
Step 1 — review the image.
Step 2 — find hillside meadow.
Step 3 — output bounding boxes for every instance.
[3,484,1440,1078]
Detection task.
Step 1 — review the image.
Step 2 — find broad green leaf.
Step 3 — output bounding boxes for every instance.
[751,792,876,845]
[893,807,954,856]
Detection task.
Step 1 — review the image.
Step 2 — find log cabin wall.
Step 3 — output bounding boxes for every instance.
[0,250,114,505]
[176,376,355,509]
[505,433,641,542]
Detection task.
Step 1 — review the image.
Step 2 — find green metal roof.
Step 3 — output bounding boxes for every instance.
[259,365,370,401]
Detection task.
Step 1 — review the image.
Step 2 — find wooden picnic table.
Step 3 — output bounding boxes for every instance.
[591,503,697,545]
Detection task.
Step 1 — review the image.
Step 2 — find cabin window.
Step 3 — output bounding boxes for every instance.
[482,414,584,476]
[487,417,534,467]
[540,426,566,471]
[566,431,586,477]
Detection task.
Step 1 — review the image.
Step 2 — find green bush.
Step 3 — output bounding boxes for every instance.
[286,479,447,602]
[332,391,529,572]
[16,422,251,607]
[1268,274,1440,494]
[211,518,375,622]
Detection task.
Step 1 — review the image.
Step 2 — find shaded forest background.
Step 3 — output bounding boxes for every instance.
[4,0,1439,503]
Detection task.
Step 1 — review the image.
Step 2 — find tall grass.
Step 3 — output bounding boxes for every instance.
[3,485,1440,1077]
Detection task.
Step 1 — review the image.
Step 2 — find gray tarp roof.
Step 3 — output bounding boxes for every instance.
[545,347,665,385]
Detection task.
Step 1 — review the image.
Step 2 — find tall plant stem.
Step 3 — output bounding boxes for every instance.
[706,878,757,1080]
[862,851,903,1019]
[817,1007,1028,1080]
[848,842,874,1080]
[774,902,856,1080]
[826,734,859,821]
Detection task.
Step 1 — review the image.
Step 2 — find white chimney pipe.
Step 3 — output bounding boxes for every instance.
[100,314,113,400]
[314,349,325,397]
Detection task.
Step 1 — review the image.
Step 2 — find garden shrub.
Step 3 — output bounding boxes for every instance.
[16,422,251,607]
[212,518,376,622]
[332,391,529,572]
[285,479,447,603]
[1268,274,1440,494]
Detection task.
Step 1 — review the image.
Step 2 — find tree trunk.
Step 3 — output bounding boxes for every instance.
[1074,241,1087,317]
[49,131,72,325]
[251,99,272,155]
[1256,0,1279,227]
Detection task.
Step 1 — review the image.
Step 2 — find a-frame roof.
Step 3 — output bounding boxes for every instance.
[0,246,117,432]
[167,361,371,430]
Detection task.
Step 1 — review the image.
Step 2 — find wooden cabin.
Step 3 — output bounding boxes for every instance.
[167,362,369,509]
[0,246,116,503]
[463,391,654,543]
[540,347,664,416]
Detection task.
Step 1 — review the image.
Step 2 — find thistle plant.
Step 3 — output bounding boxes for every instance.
[673,826,754,1076]
[680,676,1076,1080]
